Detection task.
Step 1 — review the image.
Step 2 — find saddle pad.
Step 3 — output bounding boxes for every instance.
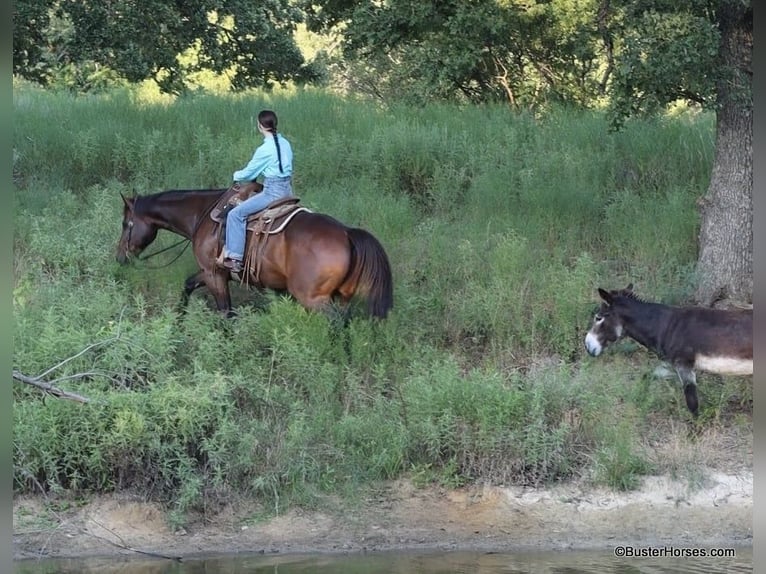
[210,195,301,224]
[245,199,304,233]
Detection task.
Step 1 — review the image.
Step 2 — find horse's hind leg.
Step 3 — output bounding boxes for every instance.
[291,285,352,356]
[326,300,353,360]
[675,365,699,416]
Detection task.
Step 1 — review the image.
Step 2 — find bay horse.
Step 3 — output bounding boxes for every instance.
[584,284,752,416]
[115,188,393,319]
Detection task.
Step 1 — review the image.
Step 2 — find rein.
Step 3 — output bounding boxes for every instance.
[137,237,190,268]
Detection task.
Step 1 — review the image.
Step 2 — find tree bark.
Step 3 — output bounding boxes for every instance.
[695,1,752,307]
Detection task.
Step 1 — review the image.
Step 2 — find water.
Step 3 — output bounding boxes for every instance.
[14,547,753,574]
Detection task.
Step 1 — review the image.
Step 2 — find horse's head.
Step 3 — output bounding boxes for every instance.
[584,283,633,357]
[116,193,158,264]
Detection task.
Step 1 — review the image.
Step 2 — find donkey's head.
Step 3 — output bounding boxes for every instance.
[584,284,634,357]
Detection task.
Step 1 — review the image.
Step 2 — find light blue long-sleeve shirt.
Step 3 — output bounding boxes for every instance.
[233,133,293,182]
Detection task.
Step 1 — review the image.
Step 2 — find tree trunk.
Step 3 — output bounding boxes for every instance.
[695,1,752,307]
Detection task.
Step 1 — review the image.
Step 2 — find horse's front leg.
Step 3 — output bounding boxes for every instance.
[180,269,206,310]
[674,364,699,416]
[203,269,234,317]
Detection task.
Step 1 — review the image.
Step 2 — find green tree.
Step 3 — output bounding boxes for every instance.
[13,0,55,85]
[606,0,752,305]
[13,0,320,93]
[308,0,751,304]
[304,0,608,107]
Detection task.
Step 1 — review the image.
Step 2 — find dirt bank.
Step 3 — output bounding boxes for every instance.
[13,468,752,561]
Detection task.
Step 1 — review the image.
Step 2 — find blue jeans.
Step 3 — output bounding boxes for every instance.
[224,176,293,260]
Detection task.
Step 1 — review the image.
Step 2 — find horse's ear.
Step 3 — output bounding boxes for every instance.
[625,283,634,292]
[120,191,135,210]
[597,288,612,304]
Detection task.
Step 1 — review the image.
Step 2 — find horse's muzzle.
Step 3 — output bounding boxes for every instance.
[116,248,134,265]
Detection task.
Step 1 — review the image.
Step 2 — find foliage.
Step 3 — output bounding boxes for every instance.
[12,0,55,85]
[13,0,320,94]
[305,0,608,107]
[604,0,722,126]
[593,422,654,490]
[13,87,740,524]
[13,0,751,144]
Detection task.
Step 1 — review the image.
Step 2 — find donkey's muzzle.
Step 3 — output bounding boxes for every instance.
[584,332,602,357]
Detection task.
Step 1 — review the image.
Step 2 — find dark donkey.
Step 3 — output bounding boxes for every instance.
[585,284,752,415]
[115,188,393,319]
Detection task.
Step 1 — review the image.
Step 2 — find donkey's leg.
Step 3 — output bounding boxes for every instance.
[674,364,699,416]
[652,362,676,379]
[180,269,207,309]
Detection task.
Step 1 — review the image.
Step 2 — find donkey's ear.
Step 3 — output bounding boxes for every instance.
[625,283,634,292]
[597,288,612,304]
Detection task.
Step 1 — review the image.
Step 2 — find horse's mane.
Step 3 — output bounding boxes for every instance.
[132,188,228,213]
[150,188,228,199]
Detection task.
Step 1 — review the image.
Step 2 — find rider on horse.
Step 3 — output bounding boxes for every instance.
[219,110,294,273]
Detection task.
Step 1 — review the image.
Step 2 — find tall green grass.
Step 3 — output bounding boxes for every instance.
[14,80,743,525]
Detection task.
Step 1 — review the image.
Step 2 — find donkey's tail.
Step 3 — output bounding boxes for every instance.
[343,227,394,319]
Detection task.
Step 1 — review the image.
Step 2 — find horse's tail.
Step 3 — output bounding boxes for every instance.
[343,227,394,319]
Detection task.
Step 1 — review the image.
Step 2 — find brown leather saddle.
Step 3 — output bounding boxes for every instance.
[211,184,309,284]
[210,181,263,223]
[210,183,303,232]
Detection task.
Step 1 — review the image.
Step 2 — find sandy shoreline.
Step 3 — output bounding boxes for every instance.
[13,470,752,561]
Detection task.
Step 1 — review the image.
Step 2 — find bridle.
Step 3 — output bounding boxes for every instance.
[123,214,190,269]
[121,190,220,269]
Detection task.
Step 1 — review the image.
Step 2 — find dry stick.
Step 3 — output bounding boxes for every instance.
[13,307,128,403]
[86,517,182,561]
[14,456,50,501]
[35,335,121,381]
[13,452,71,559]
[15,451,179,562]
[12,371,93,403]
[14,310,177,560]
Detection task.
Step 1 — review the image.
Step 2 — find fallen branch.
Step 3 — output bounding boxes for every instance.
[13,308,128,404]
[12,371,93,403]
[87,517,183,561]
[36,334,121,381]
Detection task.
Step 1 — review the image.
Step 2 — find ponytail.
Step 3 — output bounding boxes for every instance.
[258,109,284,174]
[273,130,284,174]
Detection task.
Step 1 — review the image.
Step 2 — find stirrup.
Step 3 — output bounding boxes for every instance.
[219,258,243,273]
